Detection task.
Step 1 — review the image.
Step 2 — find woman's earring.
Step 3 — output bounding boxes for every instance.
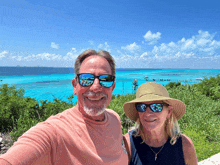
[166,118,170,125]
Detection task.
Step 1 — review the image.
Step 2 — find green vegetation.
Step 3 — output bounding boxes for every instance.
[193,74,220,100]
[0,84,75,140]
[1,75,220,161]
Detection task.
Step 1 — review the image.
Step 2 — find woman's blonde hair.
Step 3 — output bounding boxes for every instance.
[129,105,181,145]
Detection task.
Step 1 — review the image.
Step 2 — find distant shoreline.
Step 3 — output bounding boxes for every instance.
[0,66,220,70]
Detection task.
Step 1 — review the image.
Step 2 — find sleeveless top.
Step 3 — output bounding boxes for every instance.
[129,130,185,165]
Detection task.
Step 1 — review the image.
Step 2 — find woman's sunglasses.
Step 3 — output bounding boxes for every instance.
[135,103,168,113]
[76,73,115,88]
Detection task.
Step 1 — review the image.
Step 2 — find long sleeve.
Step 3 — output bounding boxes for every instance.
[0,122,57,165]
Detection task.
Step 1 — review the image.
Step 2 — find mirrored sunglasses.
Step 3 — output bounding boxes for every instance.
[77,73,115,88]
[135,103,168,113]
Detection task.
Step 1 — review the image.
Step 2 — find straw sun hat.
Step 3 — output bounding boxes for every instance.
[123,82,186,121]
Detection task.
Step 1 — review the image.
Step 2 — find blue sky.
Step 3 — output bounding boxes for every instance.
[1,0,220,69]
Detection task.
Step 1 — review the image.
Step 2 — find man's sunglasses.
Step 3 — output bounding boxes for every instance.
[135,103,168,113]
[76,73,115,88]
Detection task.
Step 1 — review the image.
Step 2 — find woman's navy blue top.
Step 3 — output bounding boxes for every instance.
[129,130,185,165]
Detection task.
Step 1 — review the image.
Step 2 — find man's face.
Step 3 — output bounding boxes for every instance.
[72,55,115,117]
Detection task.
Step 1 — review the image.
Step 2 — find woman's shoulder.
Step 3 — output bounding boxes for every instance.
[123,129,135,141]
[181,134,198,165]
[181,134,194,147]
[124,132,130,141]
[123,132,131,164]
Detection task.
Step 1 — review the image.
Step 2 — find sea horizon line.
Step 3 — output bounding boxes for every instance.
[0,66,220,70]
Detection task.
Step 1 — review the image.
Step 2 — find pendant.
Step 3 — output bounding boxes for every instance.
[155,154,157,161]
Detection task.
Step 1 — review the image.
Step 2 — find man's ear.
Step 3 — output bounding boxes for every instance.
[72,78,77,95]
[111,82,116,91]
[112,82,116,91]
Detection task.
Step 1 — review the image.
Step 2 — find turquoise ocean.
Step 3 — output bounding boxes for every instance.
[0,67,219,104]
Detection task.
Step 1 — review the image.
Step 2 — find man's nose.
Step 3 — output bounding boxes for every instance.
[90,78,102,92]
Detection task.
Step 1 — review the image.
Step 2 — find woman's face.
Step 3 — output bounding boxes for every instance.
[138,101,173,132]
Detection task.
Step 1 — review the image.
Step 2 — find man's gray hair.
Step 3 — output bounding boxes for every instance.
[74,49,116,76]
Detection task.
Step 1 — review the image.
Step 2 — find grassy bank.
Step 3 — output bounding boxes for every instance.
[1,75,220,161]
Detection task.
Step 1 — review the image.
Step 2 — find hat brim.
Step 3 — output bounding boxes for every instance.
[123,94,186,121]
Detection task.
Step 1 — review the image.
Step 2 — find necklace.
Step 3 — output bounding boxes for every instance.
[148,144,165,161]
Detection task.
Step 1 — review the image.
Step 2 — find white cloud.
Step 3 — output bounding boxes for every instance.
[89,40,94,45]
[64,48,78,61]
[51,42,59,49]
[113,54,151,68]
[98,42,111,52]
[35,53,62,61]
[2,31,220,69]
[10,53,63,62]
[121,42,141,53]
[181,38,197,51]
[0,51,8,59]
[11,55,23,61]
[115,30,220,68]
[151,30,220,60]
[143,31,161,45]
[197,38,209,47]
[140,52,148,58]
[71,48,77,52]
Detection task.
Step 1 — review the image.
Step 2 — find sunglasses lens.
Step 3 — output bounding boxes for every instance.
[150,103,163,112]
[135,103,147,112]
[78,74,94,87]
[99,75,114,87]
[78,74,114,87]
[135,103,164,112]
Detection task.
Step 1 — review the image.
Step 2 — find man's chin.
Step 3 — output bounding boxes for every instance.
[84,106,106,116]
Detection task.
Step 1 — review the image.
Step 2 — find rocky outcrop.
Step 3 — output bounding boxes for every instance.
[0,132,14,155]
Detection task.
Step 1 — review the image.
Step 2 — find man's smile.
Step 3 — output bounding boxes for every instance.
[85,96,105,101]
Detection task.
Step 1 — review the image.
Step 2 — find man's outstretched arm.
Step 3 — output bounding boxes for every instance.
[0,122,57,165]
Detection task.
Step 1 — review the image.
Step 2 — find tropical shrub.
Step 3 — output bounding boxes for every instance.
[0,84,26,132]
[193,74,220,100]
[165,82,182,89]
[0,84,75,140]
[108,94,136,134]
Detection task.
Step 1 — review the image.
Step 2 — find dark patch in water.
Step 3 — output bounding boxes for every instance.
[36,81,60,84]
[160,73,181,76]
[0,66,74,76]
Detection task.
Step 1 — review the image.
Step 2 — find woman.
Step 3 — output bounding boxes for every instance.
[123,82,197,165]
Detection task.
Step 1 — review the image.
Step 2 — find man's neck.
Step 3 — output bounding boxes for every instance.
[77,104,106,122]
[84,112,106,122]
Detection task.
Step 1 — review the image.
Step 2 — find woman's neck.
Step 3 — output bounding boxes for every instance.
[141,128,168,147]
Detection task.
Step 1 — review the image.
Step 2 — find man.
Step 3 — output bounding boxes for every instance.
[0,49,128,165]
